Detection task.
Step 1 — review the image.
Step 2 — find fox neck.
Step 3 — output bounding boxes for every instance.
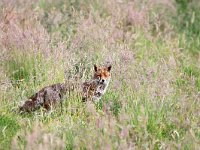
[102,78,110,93]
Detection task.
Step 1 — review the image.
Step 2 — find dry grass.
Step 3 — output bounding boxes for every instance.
[0,0,199,149]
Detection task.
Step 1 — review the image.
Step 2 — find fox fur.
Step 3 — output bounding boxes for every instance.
[19,64,112,112]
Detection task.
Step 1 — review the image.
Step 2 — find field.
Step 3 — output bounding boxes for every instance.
[0,0,200,149]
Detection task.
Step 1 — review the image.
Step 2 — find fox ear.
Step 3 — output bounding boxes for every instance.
[107,65,112,72]
[94,64,98,71]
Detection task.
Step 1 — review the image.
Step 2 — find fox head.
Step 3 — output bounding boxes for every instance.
[93,64,112,85]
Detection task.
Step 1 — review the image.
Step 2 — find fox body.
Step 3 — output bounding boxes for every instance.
[19,83,68,112]
[19,64,112,112]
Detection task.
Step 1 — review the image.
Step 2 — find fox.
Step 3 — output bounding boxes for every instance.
[19,64,112,112]
[82,64,112,102]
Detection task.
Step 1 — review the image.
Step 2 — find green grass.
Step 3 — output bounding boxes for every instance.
[0,115,20,149]
[0,0,200,149]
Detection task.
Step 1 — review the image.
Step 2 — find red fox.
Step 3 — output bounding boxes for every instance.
[19,64,112,112]
[82,64,111,102]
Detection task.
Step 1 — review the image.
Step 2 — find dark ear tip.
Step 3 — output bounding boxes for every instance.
[108,65,112,71]
[94,64,97,71]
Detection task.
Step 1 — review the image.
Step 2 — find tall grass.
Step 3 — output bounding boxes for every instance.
[0,0,199,149]
[175,0,200,55]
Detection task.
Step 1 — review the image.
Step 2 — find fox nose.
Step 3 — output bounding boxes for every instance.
[101,79,105,83]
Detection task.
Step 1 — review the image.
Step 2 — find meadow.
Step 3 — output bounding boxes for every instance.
[0,0,199,149]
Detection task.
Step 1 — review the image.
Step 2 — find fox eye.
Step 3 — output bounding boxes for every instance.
[97,75,101,80]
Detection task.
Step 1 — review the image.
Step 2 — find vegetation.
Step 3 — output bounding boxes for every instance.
[0,0,199,149]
